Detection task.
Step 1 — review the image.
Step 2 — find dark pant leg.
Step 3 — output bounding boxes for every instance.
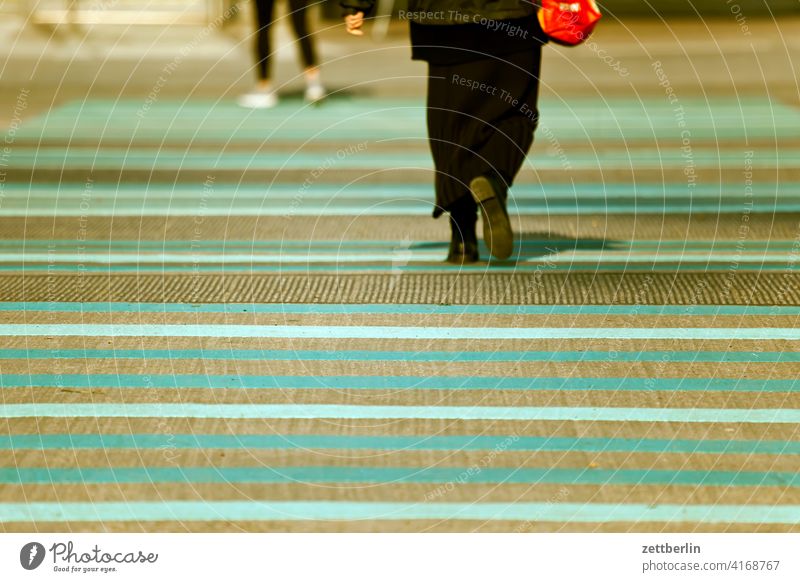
[426,63,473,217]
[474,47,542,189]
[426,49,542,217]
[287,0,317,68]
[253,0,275,80]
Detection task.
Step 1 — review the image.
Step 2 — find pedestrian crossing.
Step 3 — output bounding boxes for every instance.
[1,95,799,532]
[12,97,800,142]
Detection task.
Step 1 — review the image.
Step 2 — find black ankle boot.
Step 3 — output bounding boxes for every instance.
[469,174,513,260]
[446,214,479,264]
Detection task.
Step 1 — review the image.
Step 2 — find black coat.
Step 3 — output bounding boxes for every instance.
[341,0,537,25]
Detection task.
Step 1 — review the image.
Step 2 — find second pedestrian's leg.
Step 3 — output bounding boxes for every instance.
[238,0,279,108]
[288,0,325,102]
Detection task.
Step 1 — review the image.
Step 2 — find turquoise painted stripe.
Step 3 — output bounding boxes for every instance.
[16,126,800,140]
[24,113,794,128]
[19,128,799,139]
[3,302,800,316]
[1,500,799,523]
[18,97,799,143]
[7,148,798,170]
[12,205,800,218]
[2,324,799,340]
[5,202,800,217]
[3,466,798,487]
[25,105,797,123]
[3,252,796,264]
[34,95,798,108]
[3,374,796,392]
[20,119,796,132]
[23,110,795,122]
[3,348,799,364]
[31,111,795,123]
[5,434,800,455]
[13,129,800,143]
[1,263,796,273]
[2,404,799,423]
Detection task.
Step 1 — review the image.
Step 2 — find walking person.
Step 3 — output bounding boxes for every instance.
[239,0,325,108]
[342,2,547,263]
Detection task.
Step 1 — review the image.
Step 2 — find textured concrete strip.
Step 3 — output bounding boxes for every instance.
[6,302,800,316]
[2,273,798,304]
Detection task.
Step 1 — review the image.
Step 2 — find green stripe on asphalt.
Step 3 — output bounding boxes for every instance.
[3,466,798,487]
[4,434,799,455]
[7,147,799,170]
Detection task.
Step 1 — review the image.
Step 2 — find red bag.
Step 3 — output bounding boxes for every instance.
[538,0,602,46]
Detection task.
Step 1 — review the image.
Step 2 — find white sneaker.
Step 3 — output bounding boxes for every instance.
[237,89,278,109]
[304,82,325,103]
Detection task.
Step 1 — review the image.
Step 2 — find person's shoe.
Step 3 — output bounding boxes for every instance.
[237,88,278,109]
[469,175,513,260]
[304,81,326,104]
[446,238,479,264]
[446,214,479,264]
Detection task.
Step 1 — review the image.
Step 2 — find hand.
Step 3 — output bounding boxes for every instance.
[344,12,364,36]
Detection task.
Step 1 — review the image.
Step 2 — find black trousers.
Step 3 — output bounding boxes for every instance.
[253,0,317,80]
[426,48,542,217]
